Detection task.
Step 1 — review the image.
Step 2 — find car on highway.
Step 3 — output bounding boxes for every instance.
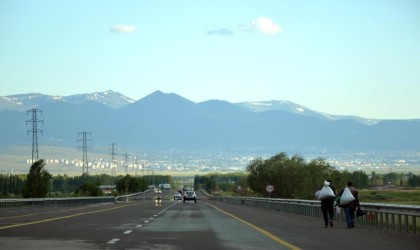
[155,189,162,194]
[183,190,197,203]
[173,192,182,201]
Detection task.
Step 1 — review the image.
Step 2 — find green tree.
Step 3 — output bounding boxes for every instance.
[22,159,52,198]
[117,175,129,194]
[350,171,369,189]
[300,158,338,198]
[371,171,383,186]
[246,153,338,199]
[246,157,269,196]
[408,174,420,187]
[75,181,103,196]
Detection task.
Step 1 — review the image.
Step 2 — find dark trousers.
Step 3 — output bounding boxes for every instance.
[321,200,334,225]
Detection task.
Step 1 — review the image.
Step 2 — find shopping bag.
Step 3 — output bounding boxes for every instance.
[356,208,366,217]
[339,187,355,205]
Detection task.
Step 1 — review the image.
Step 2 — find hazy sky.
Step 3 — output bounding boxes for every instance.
[1,0,419,119]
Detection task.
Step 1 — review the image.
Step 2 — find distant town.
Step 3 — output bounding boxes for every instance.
[6,149,419,175]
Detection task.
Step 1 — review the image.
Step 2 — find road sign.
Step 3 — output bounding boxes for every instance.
[266,185,274,193]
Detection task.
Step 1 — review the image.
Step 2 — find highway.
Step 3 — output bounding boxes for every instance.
[0,191,419,250]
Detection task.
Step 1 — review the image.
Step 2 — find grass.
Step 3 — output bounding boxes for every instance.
[359,189,420,205]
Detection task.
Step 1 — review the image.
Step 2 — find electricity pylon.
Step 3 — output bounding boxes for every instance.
[26,109,43,164]
[78,131,92,175]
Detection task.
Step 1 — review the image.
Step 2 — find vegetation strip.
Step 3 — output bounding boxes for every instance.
[207,202,301,250]
[0,201,148,230]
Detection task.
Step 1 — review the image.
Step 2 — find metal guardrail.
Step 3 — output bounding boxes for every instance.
[0,196,116,207]
[2,192,419,234]
[209,195,420,235]
[0,190,150,207]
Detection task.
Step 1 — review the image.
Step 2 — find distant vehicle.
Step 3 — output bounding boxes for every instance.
[155,189,162,194]
[183,191,197,203]
[159,183,171,190]
[173,192,182,200]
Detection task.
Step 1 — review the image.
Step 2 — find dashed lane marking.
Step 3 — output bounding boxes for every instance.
[107,239,120,244]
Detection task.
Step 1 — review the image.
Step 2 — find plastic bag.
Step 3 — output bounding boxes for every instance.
[356,208,366,217]
[317,184,335,200]
[339,187,355,205]
[314,190,320,199]
[335,206,341,214]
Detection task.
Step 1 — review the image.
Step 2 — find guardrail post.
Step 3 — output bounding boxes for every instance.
[398,214,402,232]
[412,215,417,234]
[391,214,396,231]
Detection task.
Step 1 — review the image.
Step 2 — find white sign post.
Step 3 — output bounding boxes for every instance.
[266,185,274,198]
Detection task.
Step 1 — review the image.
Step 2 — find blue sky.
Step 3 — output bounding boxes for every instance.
[1,0,419,119]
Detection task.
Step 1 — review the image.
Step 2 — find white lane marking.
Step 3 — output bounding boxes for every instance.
[107,239,120,244]
[154,214,158,217]
[136,225,143,228]
[124,230,133,234]
[144,220,149,223]
[149,217,154,220]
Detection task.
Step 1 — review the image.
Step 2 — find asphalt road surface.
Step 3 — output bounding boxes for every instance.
[0,191,419,250]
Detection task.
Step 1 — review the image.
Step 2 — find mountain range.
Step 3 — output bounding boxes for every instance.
[1,90,420,152]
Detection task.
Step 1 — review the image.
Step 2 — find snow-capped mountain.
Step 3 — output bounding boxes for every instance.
[63,90,135,109]
[0,90,134,111]
[1,90,420,152]
[236,100,379,125]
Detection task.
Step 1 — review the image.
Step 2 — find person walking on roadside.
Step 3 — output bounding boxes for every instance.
[320,180,336,228]
[339,181,359,228]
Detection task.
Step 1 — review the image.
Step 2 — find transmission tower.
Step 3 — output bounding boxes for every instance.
[134,156,139,176]
[26,108,43,164]
[123,153,129,175]
[109,143,118,178]
[77,131,92,175]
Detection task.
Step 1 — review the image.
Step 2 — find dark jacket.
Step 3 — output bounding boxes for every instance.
[320,185,336,204]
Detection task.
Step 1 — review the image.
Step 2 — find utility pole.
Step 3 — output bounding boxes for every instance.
[26,108,43,164]
[77,131,92,175]
[134,156,139,176]
[123,152,129,175]
[109,143,118,178]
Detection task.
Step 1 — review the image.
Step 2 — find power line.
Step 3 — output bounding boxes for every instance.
[26,108,43,164]
[77,131,92,175]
